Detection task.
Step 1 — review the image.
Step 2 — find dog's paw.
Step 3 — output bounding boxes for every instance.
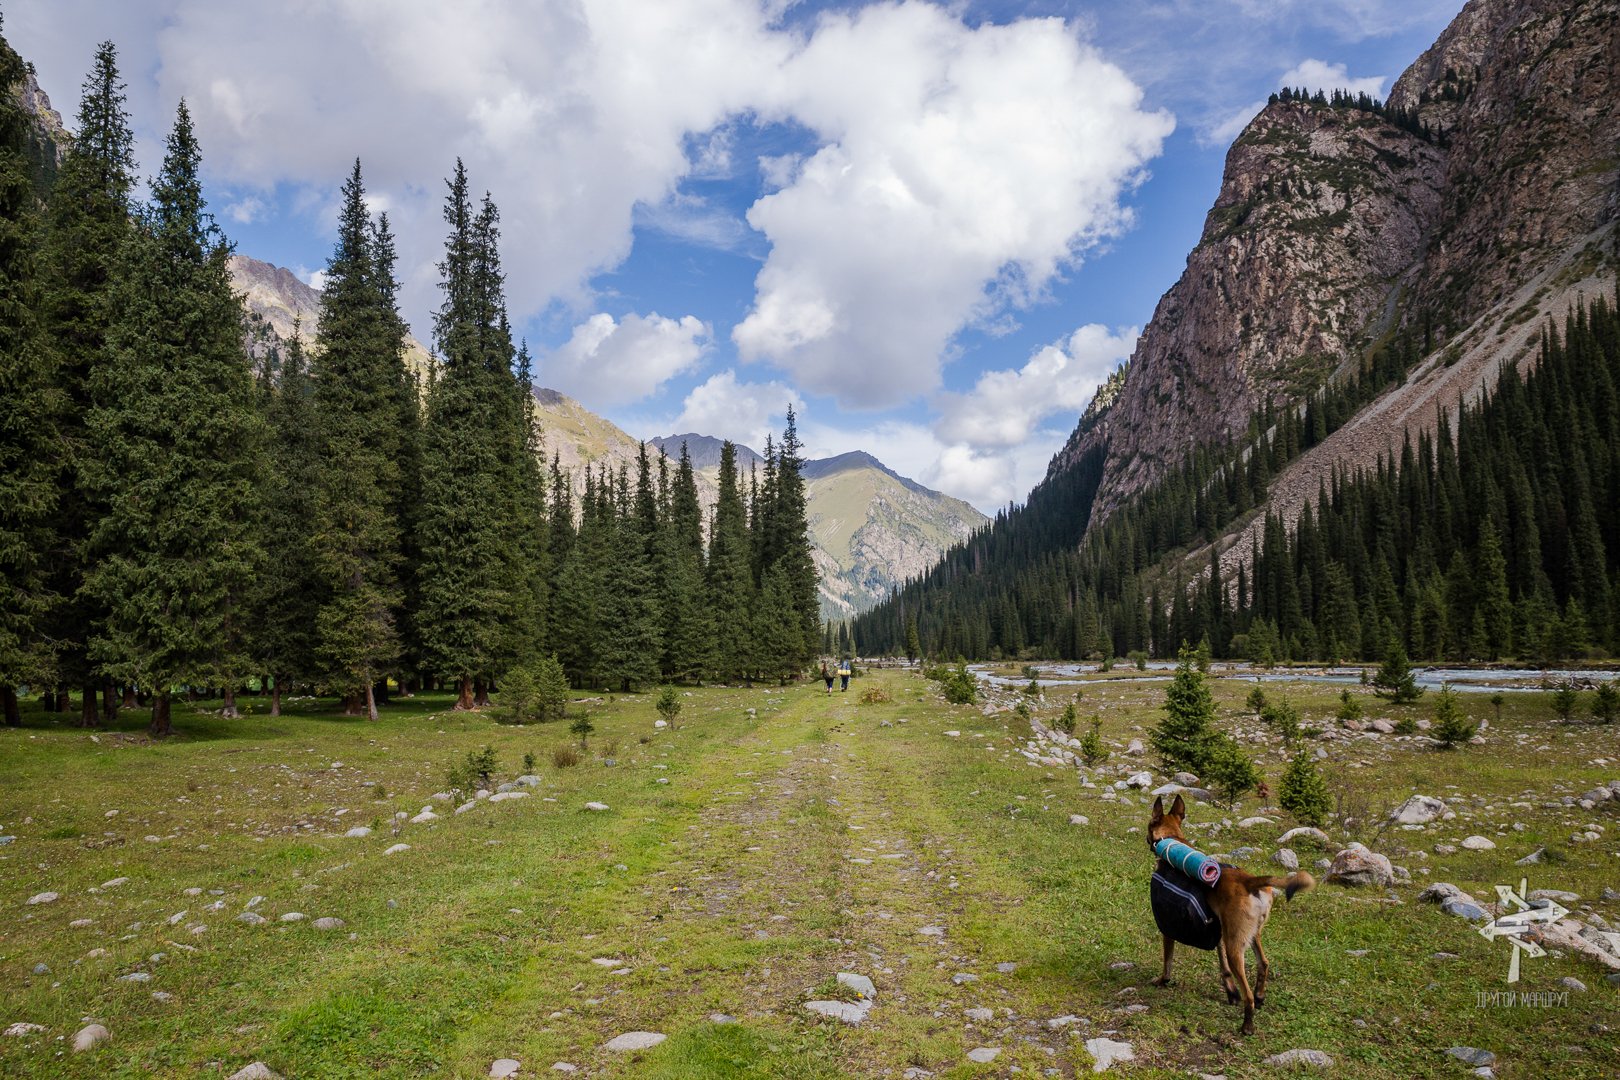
[1225,989,1240,1005]
[1254,995,1266,1010]
[1150,976,1172,988]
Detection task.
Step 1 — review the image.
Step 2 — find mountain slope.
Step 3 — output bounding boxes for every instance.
[1052,0,1618,530]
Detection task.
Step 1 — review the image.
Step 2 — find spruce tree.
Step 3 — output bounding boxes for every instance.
[1151,644,1219,774]
[0,24,61,726]
[83,102,266,737]
[37,41,136,725]
[309,161,403,719]
[659,445,712,682]
[600,459,662,691]
[1431,684,1476,748]
[1278,750,1330,826]
[707,441,756,683]
[1371,634,1423,703]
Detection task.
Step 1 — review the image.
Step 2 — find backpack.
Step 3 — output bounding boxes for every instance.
[1150,859,1223,950]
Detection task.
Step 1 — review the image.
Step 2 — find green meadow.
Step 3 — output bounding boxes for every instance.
[2,669,1617,1078]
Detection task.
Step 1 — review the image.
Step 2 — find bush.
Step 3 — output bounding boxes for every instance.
[522,751,536,773]
[1022,679,1042,698]
[1020,665,1040,681]
[1245,686,1268,716]
[655,686,682,728]
[569,713,595,747]
[1393,714,1418,735]
[447,745,498,794]
[1128,650,1148,671]
[1336,688,1363,723]
[1079,716,1109,766]
[1205,735,1260,806]
[859,686,892,705]
[551,745,580,768]
[1055,701,1078,736]
[1151,645,1219,774]
[1593,682,1619,724]
[1372,636,1423,703]
[1279,751,1330,827]
[1260,699,1302,747]
[1550,679,1579,723]
[941,663,977,705]
[1489,692,1506,722]
[1432,685,1477,748]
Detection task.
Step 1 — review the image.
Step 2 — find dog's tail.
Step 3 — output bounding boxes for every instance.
[1246,871,1315,901]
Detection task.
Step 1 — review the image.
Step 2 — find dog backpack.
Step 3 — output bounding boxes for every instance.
[1150,859,1223,950]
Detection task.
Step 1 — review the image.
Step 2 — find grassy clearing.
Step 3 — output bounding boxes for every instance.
[1,671,1617,1078]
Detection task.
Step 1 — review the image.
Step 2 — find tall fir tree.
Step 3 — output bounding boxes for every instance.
[82,101,266,736]
[660,444,714,682]
[707,441,756,683]
[0,22,62,727]
[309,161,405,719]
[37,41,136,726]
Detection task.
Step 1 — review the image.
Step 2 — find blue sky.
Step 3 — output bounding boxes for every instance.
[10,0,1464,511]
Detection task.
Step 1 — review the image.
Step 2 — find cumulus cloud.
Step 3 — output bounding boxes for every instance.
[673,370,803,451]
[936,324,1137,450]
[545,312,711,407]
[734,4,1173,408]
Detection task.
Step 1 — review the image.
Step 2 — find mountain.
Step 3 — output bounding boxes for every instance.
[1053,0,1618,532]
[853,0,1619,663]
[649,433,764,472]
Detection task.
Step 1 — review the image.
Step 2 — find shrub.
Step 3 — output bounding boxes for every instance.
[1129,650,1148,671]
[1336,688,1363,723]
[1079,716,1109,766]
[1432,685,1477,748]
[500,655,570,724]
[1055,701,1078,736]
[655,686,682,728]
[1151,645,1219,774]
[1260,699,1302,747]
[1245,686,1268,717]
[1020,665,1040,681]
[1393,714,1418,735]
[1550,680,1579,723]
[1205,735,1260,806]
[859,686,892,705]
[1593,682,1619,724]
[1489,692,1506,723]
[551,745,580,768]
[1279,751,1330,827]
[941,663,977,705]
[1022,679,1042,698]
[447,745,498,794]
[522,751,536,773]
[1372,636,1423,703]
[570,713,595,747]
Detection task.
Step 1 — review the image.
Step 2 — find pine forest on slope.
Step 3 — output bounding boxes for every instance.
[857,0,1620,667]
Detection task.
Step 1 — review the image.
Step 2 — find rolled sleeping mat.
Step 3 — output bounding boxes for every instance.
[1154,837,1222,885]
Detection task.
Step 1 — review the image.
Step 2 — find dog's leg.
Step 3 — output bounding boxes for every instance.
[1217,945,1238,1003]
[1252,934,1270,1008]
[1224,938,1256,1035]
[1151,934,1174,986]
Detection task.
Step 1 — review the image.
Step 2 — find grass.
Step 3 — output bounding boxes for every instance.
[1,672,1617,1077]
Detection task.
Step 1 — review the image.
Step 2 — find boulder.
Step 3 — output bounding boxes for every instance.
[1278,827,1331,846]
[1390,795,1447,825]
[72,1024,110,1052]
[227,1065,284,1080]
[1273,848,1299,871]
[1460,835,1496,851]
[1263,1049,1333,1068]
[1326,843,1394,887]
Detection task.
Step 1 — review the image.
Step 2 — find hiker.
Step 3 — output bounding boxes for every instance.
[839,657,852,692]
[821,659,835,694]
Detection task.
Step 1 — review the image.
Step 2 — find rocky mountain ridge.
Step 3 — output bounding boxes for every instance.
[1051,0,1618,535]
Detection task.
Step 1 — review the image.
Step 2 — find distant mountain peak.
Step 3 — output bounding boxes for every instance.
[649,433,764,470]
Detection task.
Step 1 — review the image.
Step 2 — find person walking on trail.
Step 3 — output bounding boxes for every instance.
[821,660,835,695]
[838,658,852,692]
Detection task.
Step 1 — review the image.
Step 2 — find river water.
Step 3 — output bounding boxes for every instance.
[970,662,1618,694]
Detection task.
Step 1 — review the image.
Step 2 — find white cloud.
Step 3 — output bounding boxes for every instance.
[546,312,711,407]
[226,193,268,224]
[305,268,329,291]
[936,323,1137,449]
[673,370,803,451]
[1277,58,1387,99]
[734,4,1173,408]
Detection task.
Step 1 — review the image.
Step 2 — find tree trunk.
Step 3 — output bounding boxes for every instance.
[123,685,137,710]
[455,676,474,711]
[102,681,117,725]
[149,693,172,738]
[270,681,282,718]
[366,681,378,721]
[341,693,362,717]
[2,686,18,727]
[372,679,390,706]
[42,689,58,713]
[79,682,99,727]
[221,686,239,718]
[473,678,490,708]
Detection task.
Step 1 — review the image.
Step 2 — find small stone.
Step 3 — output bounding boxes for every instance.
[584,802,610,812]
[952,972,978,985]
[410,810,437,824]
[1263,1049,1333,1068]
[966,1047,1000,1063]
[72,1023,111,1052]
[1441,899,1489,922]
[1273,848,1299,871]
[996,962,1017,973]
[152,991,174,1003]
[1326,843,1394,887]
[312,917,345,930]
[344,826,372,838]
[918,925,945,937]
[236,912,268,926]
[1238,816,1274,828]
[707,1013,735,1024]
[966,1007,994,1022]
[489,1059,522,1078]
[117,971,152,982]
[227,1065,284,1080]
[31,963,48,975]
[551,1064,578,1074]
[280,912,306,923]
[1126,739,1144,755]
[1278,827,1331,846]
[25,891,58,905]
[1391,795,1447,825]
[1085,1037,1134,1071]
[1559,977,1587,992]
[837,972,875,1000]
[1460,835,1496,851]
[101,877,129,890]
[384,843,410,855]
[604,1031,667,1051]
[4,1023,46,1037]
[1069,814,1089,826]
[488,791,528,802]
[1125,771,1153,789]
[806,1000,868,1023]
[1446,1047,1495,1067]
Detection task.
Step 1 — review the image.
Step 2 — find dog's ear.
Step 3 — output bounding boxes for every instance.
[1170,794,1186,819]
[1150,795,1164,824]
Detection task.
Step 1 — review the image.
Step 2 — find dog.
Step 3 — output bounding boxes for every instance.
[1147,793,1314,1034]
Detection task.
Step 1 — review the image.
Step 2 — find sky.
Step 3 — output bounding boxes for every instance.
[8,0,1466,513]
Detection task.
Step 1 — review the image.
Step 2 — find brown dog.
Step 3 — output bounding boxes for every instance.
[1147,794,1314,1034]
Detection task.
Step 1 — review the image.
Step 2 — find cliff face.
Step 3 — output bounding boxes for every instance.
[1051,0,1619,528]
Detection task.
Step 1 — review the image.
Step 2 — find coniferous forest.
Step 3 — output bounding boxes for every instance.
[856,292,1620,667]
[0,37,821,735]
